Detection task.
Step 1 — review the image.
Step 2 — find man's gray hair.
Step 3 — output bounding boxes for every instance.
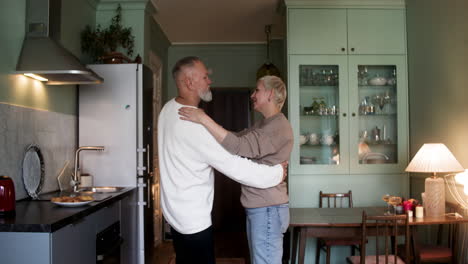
[172,56,201,80]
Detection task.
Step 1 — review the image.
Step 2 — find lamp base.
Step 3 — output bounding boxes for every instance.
[424,177,445,217]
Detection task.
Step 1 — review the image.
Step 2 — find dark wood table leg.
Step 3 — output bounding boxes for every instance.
[452,224,459,264]
[291,227,300,264]
[411,225,421,264]
[298,227,307,264]
[283,229,290,264]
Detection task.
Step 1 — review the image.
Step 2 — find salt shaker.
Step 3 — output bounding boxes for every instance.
[395,205,404,215]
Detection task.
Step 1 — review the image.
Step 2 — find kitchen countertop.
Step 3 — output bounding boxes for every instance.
[0,187,135,233]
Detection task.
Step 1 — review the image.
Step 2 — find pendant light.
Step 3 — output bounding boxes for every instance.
[256,25,281,80]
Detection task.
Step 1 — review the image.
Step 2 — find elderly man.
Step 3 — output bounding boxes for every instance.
[158,56,286,264]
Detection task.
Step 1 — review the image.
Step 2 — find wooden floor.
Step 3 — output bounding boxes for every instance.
[146,241,175,264]
[146,231,249,264]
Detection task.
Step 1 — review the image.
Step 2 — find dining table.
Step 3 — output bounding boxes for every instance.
[289,207,468,264]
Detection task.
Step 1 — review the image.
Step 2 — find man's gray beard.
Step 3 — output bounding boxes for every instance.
[199,90,213,102]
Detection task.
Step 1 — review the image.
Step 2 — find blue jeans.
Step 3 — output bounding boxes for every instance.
[245,203,289,264]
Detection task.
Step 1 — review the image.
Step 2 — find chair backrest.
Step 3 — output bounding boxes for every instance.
[362,152,390,164]
[360,211,410,264]
[319,190,353,208]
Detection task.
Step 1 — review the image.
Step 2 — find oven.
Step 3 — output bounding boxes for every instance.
[96,221,123,264]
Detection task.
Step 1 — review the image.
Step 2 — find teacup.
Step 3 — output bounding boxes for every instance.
[299,135,308,145]
[309,133,320,145]
[387,78,396,85]
[321,135,334,146]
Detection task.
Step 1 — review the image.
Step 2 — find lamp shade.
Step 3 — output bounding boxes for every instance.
[405,143,464,173]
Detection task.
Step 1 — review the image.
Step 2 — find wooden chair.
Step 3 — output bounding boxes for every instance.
[347,211,410,264]
[316,190,361,264]
[398,202,460,264]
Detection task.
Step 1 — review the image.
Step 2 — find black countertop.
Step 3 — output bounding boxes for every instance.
[0,187,136,233]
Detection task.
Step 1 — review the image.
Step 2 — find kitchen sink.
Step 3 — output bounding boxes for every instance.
[75,186,126,193]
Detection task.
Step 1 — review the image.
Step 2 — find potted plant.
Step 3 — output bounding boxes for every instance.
[81,4,135,63]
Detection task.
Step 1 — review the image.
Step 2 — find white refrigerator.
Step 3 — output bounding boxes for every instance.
[79,64,154,264]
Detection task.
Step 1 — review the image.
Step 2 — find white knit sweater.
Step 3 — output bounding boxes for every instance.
[158,98,283,234]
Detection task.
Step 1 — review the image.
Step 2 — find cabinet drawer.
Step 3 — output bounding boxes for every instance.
[92,201,120,232]
[52,215,95,264]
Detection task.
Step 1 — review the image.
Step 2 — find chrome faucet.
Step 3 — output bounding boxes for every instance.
[72,146,105,192]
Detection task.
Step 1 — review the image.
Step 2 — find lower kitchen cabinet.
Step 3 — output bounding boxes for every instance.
[0,218,98,264]
[0,232,51,264]
[51,215,96,264]
[91,201,121,235]
[52,202,121,264]
[0,194,136,264]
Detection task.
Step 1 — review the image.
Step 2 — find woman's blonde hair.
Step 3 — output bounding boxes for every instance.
[259,75,287,109]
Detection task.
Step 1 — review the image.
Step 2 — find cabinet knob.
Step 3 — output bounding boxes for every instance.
[352,113,356,117]
[351,48,355,52]
[342,113,347,117]
[341,47,345,52]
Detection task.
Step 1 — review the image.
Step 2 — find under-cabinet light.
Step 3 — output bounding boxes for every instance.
[24,73,48,82]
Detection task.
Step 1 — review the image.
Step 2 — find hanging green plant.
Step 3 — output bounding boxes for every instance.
[81,4,135,63]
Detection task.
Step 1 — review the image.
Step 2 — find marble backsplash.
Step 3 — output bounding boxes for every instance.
[0,103,76,200]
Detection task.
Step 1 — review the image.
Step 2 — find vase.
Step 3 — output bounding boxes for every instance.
[100,52,132,64]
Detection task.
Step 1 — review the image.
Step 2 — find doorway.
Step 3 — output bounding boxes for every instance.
[199,87,252,263]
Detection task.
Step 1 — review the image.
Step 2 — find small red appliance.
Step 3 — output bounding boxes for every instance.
[0,176,16,217]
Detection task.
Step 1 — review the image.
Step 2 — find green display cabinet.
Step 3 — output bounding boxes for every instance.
[289,54,408,175]
[287,5,406,55]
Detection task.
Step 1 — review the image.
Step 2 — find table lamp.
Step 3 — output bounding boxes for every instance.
[405,143,464,216]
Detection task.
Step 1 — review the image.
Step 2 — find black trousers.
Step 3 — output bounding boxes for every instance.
[171,226,215,264]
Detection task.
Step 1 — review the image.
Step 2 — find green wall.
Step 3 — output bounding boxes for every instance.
[95,0,171,98]
[0,0,168,114]
[0,0,96,114]
[166,41,285,102]
[145,5,171,102]
[96,1,147,63]
[406,0,468,197]
[61,0,98,63]
[406,0,468,255]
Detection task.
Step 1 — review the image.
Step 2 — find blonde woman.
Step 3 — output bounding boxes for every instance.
[179,75,293,264]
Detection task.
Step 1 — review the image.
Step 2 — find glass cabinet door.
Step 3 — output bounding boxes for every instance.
[290,55,407,175]
[349,56,408,174]
[289,56,349,174]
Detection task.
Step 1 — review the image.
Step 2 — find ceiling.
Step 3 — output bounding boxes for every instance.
[151,0,286,44]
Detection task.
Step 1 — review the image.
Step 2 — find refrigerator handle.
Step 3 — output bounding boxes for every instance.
[146,144,152,209]
[147,144,151,174]
[147,176,153,209]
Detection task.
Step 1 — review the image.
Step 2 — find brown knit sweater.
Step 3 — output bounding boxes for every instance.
[221,113,293,208]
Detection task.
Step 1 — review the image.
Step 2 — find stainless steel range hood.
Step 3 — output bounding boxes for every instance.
[15,0,103,85]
